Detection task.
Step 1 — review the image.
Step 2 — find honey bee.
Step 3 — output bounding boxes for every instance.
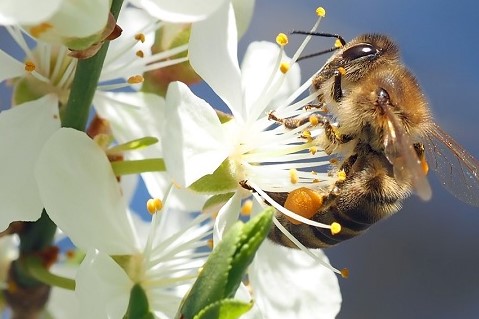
[266,33,479,249]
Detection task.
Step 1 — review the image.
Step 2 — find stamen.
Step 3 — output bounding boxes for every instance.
[134,33,146,43]
[147,198,163,214]
[24,60,36,72]
[337,67,346,75]
[309,146,318,155]
[280,62,290,74]
[290,8,325,63]
[337,170,347,182]
[136,50,145,58]
[29,22,53,38]
[340,268,350,279]
[207,239,214,249]
[241,199,253,216]
[276,33,289,46]
[309,115,320,126]
[334,39,343,48]
[289,169,299,184]
[316,7,326,17]
[330,222,341,235]
[271,216,344,276]
[127,75,144,84]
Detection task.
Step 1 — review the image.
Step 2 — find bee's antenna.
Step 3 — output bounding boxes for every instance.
[291,31,346,62]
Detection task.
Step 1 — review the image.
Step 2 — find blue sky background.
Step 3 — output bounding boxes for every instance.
[1,1,479,318]
[228,1,479,318]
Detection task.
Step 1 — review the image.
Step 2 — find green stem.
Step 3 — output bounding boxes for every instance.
[62,0,124,130]
[26,257,76,291]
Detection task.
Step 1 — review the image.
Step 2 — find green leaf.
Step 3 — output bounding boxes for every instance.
[193,299,253,319]
[189,160,238,193]
[175,208,274,319]
[123,283,155,319]
[225,207,275,296]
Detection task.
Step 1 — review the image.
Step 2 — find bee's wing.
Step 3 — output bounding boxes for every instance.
[382,106,432,201]
[424,121,479,207]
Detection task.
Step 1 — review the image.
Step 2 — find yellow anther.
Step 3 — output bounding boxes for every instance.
[309,146,318,155]
[207,239,214,249]
[330,222,341,235]
[127,75,144,84]
[312,178,321,183]
[241,199,253,216]
[337,170,347,182]
[334,39,343,48]
[276,33,289,46]
[309,115,319,126]
[289,168,299,184]
[316,7,326,17]
[329,158,339,165]
[337,67,346,75]
[340,268,349,279]
[136,50,144,58]
[146,198,163,214]
[280,62,290,74]
[134,33,146,43]
[29,22,53,38]
[24,60,36,72]
[302,130,312,139]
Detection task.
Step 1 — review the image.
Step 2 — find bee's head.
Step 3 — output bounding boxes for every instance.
[338,65,432,144]
[333,34,400,82]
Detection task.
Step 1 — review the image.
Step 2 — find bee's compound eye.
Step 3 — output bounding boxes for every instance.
[377,88,390,105]
[342,43,378,60]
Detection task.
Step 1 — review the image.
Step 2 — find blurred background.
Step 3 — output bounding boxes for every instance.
[1,0,479,318]
[233,1,479,319]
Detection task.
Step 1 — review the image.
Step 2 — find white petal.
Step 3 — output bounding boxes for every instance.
[213,191,241,243]
[163,82,229,187]
[44,0,110,38]
[249,241,342,319]
[240,41,301,118]
[189,2,244,120]
[94,92,207,211]
[76,249,132,319]
[35,128,139,254]
[0,0,62,25]
[132,0,228,23]
[0,95,60,231]
[0,50,26,82]
[231,0,255,38]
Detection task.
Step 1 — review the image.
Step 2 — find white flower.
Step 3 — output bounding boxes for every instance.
[93,91,207,212]
[0,5,189,230]
[35,128,213,318]
[0,95,60,231]
[1,0,110,50]
[0,5,188,105]
[160,9,342,319]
